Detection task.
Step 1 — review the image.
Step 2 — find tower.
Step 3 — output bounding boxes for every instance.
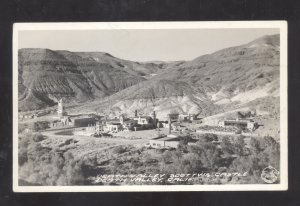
[151,111,157,128]
[57,99,63,118]
[119,114,124,125]
[168,114,171,134]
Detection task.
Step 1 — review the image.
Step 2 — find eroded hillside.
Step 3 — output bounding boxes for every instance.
[72,34,280,120]
[19,34,280,121]
[18,49,148,111]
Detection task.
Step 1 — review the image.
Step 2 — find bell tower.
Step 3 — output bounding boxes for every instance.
[151,111,157,128]
[57,99,63,118]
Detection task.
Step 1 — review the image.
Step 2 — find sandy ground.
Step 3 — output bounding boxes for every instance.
[40,128,172,159]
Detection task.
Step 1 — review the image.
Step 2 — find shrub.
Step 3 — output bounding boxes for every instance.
[18,133,88,186]
[32,133,45,142]
[161,150,173,164]
[18,123,28,133]
[198,133,218,143]
[179,153,203,173]
[177,140,188,153]
[33,121,49,131]
[112,146,127,154]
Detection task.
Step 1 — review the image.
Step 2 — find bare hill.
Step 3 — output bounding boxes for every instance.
[75,52,173,78]
[73,34,280,119]
[153,34,280,94]
[18,49,148,111]
[73,79,221,119]
[19,34,280,120]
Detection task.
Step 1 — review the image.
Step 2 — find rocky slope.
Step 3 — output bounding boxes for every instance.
[19,34,280,121]
[18,49,157,111]
[75,52,171,78]
[153,34,280,95]
[73,34,280,120]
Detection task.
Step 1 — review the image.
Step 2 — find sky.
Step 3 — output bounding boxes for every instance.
[18,28,279,62]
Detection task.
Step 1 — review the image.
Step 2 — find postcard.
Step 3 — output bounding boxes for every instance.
[13,21,288,192]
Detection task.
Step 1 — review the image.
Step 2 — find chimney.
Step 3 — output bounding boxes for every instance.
[152,111,156,128]
[168,114,171,134]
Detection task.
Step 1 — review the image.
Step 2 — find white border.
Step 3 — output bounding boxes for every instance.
[13,21,288,192]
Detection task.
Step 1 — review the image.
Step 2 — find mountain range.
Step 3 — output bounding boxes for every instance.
[18,34,280,120]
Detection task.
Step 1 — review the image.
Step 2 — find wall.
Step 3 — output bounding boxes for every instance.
[149,139,179,149]
[165,141,179,148]
[149,139,165,148]
[196,129,260,137]
[73,117,96,127]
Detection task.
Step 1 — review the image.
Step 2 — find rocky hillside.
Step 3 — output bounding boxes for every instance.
[75,52,171,78]
[75,79,218,117]
[153,34,280,94]
[19,34,280,121]
[18,49,162,111]
[72,34,280,119]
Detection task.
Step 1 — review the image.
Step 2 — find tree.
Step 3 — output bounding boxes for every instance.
[179,153,203,173]
[232,135,246,156]
[18,133,88,186]
[229,155,263,183]
[187,139,222,171]
[248,137,263,155]
[259,136,280,170]
[227,136,280,184]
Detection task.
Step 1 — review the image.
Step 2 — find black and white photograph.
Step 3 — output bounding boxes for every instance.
[13,22,287,192]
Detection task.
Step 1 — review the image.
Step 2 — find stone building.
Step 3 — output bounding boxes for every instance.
[81,110,158,134]
[179,113,199,121]
[104,122,123,133]
[149,135,180,149]
[51,115,96,128]
[133,114,156,129]
[122,119,138,131]
[148,134,196,149]
[133,116,153,125]
[218,119,258,131]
